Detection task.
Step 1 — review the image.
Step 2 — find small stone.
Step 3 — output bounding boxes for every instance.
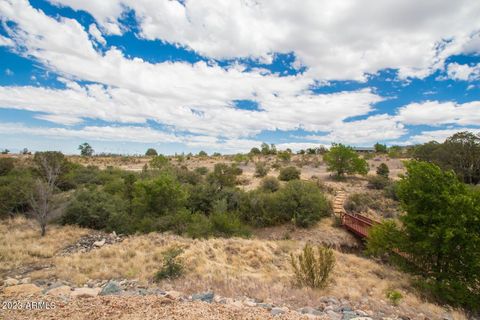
[271,307,286,316]
[3,284,42,296]
[191,292,214,303]
[45,285,72,297]
[231,300,243,308]
[343,311,358,320]
[100,281,122,295]
[355,310,368,317]
[350,318,373,320]
[71,287,101,298]
[4,278,19,286]
[93,239,106,247]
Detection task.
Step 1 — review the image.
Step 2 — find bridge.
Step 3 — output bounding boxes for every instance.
[333,190,380,239]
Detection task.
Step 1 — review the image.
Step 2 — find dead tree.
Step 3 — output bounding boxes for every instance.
[29,152,62,236]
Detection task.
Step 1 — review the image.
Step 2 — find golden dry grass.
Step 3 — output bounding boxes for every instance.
[0,216,89,274]
[23,231,466,319]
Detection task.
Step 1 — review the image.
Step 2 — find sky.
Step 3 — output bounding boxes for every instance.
[0,0,479,155]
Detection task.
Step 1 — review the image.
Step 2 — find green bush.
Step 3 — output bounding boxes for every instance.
[278,166,300,181]
[150,155,169,169]
[290,244,335,289]
[207,163,241,189]
[344,193,374,213]
[276,180,331,227]
[376,163,389,178]
[260,176,280,192]
[194,167,209,175]
[133,172,187,217]
[277,150,291,162]
[0,170,33,218]
[154,247,184,281]
[367,175,390,189]
[62,187,126,230]
[254,161,269,177]
[0,158,15,176]
[386,290,403,305]
[186,213,212,238]
[324,143,368,177]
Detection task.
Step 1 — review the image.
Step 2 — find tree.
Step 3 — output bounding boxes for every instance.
[368,161,480,310]
[198,150,208,157]
[21,148,31,155]
[323,143,369,177]
[277,150,291,162]
[207,163,240,190]
[124,173,137,215]
[145,148,158,156]
[260,142,270,155]
[30,152,65,236]
[1,149,10,154]
[78,142,94,156]
[374,142,387,153]
[249,147,261,155]
[376,163,389,178]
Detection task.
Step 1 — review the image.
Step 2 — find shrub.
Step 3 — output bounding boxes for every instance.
[278,166,300,181]
[133,173,187,217]
[198,150,208,157]
[194,166,209,175]
[207,163,241,189]
[367,175,390,189]
[150,155,169,169]
[0,170,33,218]
[0,158,15,176]
[156,209,193,234]
[376,163,390,178]
[386,290,403,305]
[209,211,251,238]
[154,247,184,281]
[62,187,126,230]
[290,244,335,289]
[276,180,331,227]
[254,161,269,177]
[260,176,280,192]
[175,167,202,185]
[344,193,373,213]
[277,150,291,162]
[186,213,213,238]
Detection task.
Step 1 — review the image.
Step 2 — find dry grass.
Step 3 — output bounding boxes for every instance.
[25,231,466,319]
[0,216,89,274]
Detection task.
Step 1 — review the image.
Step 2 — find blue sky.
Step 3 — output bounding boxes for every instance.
[0,0,479,155]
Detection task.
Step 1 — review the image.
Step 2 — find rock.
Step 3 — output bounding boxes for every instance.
[298,307,323,316]
[45,285,72,297]
[342,311,358,320]
[3,284,42,296]
[355,310,369,317]
[350,318,373,320]
[230,300,244,308]
[243,300,257,307]
[19,277,31,284]
[4,278,19,286]
[257,303,273,310]
[271,307,286,316]
[100,281,122,295]
[442,315,453,320]
[93,239,106,247]
[326,310,342,320]
[71,287,101,298]
[165,291,183,300]
[191,292,214,303]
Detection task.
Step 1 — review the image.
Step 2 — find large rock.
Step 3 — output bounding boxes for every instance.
[271,307,287,316]
[298,307,323,316]
[45,285,72,297]
[99,281,122,296]
[4,278,19,286]
[3,284,42,296]
[191,292,214,303]
[71,287,101,298]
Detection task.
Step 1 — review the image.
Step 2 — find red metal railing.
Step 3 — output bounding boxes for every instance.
[341,213,379,238]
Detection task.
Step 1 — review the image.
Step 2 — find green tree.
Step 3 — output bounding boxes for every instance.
[260,142,270,155]
[124,173,137,215]
[376,163,389,178]
[145,148,158,156]
[254,161,269,177]
[374,142,387,153]
[78,142,94,156]
[249,147,261,155]
[207,163,240,190]
[368,161,480,310]
[198,150,208,157]
[277,150,292,162]
[323,143,369,177]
